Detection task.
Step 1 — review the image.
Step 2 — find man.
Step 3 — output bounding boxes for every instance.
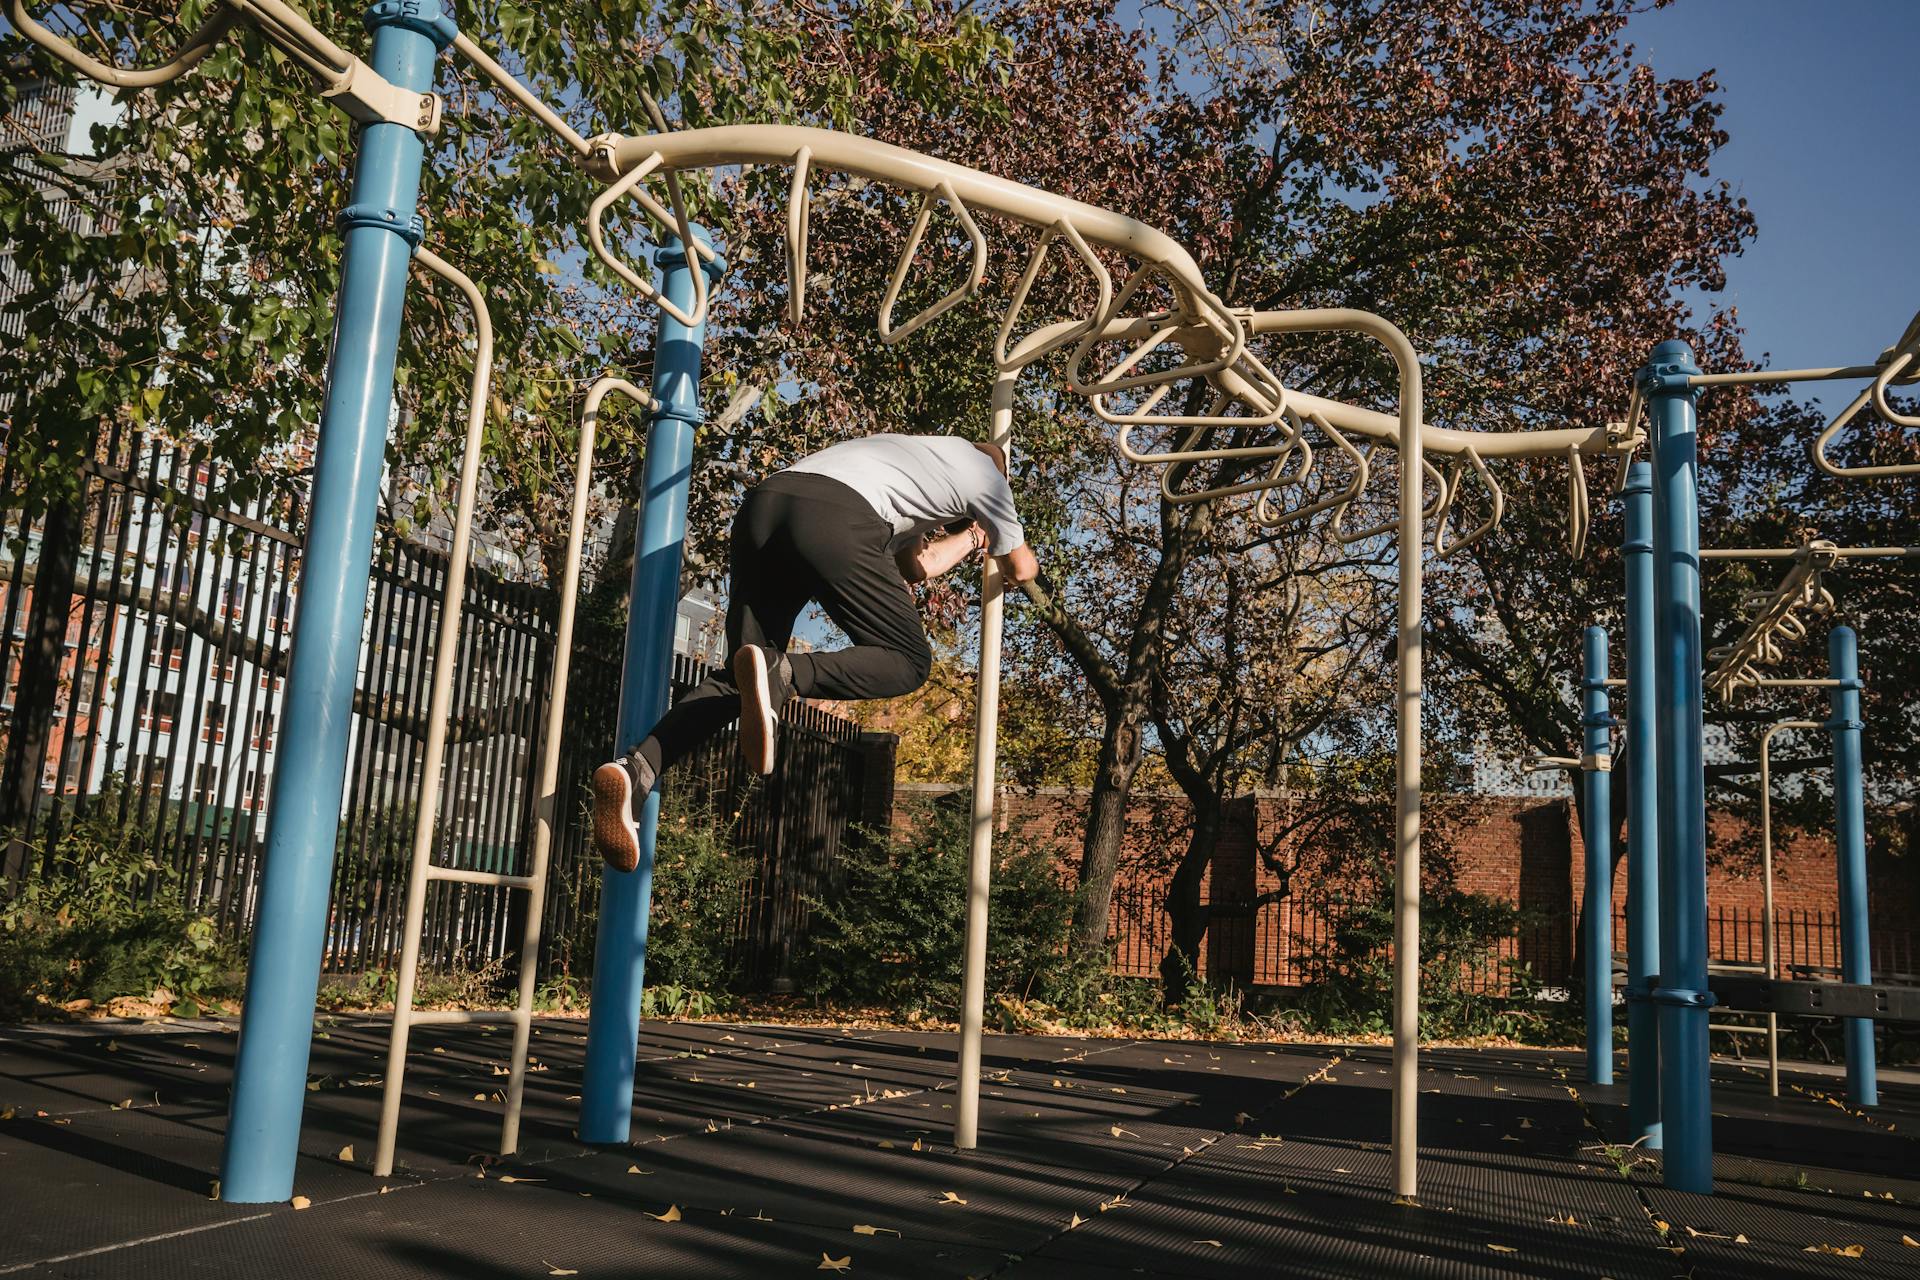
[592,432,1039,872]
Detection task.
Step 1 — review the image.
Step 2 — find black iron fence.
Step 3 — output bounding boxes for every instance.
[1108,883,1917,995]
[0,425,893,985]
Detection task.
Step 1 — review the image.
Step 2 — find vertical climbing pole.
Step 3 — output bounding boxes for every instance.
[1642,339,1715,1194]
[1581,625,1615,1085]
[219,0,456,1205]
[954,372,1018,1149]
[1621,461,1662,1148]
[1827,625,1878,1107]
[580,225,726,1144]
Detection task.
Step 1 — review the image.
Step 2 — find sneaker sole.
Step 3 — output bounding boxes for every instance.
[591,762,640,873]
[735,646,778,776]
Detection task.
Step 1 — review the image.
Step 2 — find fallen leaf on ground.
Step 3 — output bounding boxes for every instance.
[1901,1235,1919,1247]
[1109,1126,1136,1138]
[937,1191,968,1205]
[290,1196,312,1210]
[1684,1227,1732,1240]
[1068,1215,1085,1229]
[498,1177,545,1184]
[1193,1240,1222,1248]
[337,1145,354,1162]
[1487,1244,1515,1254]
[1803,1244,1864,1257]
[818,1255,852,1272]
[626,1165,650,1175]
[543,1264,577,1276]
[1549,1212,1581,1226]
[852,1225,900,1237]
[208,1180,220,1201]
[646,1205,682,1222]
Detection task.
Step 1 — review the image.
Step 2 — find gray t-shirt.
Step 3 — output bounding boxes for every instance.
[785,434,1027,556]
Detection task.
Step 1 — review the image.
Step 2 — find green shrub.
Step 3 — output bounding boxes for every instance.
[1283,882,1548,1040]
[0,807,243,1019]
[638,791,754,1000]
[799,797,1074,1018]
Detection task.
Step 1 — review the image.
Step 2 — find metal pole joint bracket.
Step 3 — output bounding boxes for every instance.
[364,0,460,49]
[321,58,443,133]
[1826,716,1864,733]
[1581,752,1612,772]
[339,204,426,248]
[1647,985,1717,1009]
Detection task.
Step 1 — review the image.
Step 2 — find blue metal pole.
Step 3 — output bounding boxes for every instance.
[1621,462,1662,1148]
[579,226,725,1144]
[1642,340,1715,1194]
[1827,625,1877,1107]
[1582,626,1616,1085]
[219,0,454,1204]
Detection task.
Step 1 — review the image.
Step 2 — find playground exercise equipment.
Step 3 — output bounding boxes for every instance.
[7,0,1698,1207]
[1555,330,1918,1190]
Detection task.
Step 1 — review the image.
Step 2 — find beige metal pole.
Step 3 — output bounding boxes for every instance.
[374,246,493,1178]
[1759,720,1821,1099]
[1386,326,1425,1203]
[955,372,1017,1149]
[500,376,652,1154]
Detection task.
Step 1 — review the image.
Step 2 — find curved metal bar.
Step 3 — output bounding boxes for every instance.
[1066,262,1251,403]
[6,0,238,87]
[1431,446,1505,562]
[586,152,712,329]
[785,146,812,325]
[1867,310,1920,428]
[1334,447,1446,545]
[878,180,988,344]
[1567,445,1590,559]
[1255,413,1368,529]
[449,30,591,156]
[375,244,495,1178]
[1158,417,1312,506]
[1116,400,1302,468]
[994,220,1114,369]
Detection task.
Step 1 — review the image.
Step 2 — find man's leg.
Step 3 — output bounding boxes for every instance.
[746,494,931,705]
[733,482,931,774]
[592,487,808,869]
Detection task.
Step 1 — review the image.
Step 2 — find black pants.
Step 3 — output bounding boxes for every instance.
[642,473,932,771]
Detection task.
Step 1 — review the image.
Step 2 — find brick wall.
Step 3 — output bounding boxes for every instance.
[893,784,1920,984]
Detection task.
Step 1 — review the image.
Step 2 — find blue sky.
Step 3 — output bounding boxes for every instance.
[1622,0,1917,367]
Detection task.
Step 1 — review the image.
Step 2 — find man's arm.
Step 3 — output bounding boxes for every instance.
[895,524,987,584]
[998,543,1039,584]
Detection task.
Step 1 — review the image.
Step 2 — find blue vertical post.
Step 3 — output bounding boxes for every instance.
[1582,626,1616,1085]
[580,226,725,1144]
[1642,340,1715,1194]
[1621,462,1662,1148]
[219,1,454,1204]
[1827,626,1877,1107]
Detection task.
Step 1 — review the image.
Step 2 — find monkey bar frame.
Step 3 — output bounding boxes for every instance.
[14,1,1641,1208]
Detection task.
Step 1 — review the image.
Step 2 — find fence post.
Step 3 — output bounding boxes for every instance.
[1642,339,1714,1194]
[218,0,456,1205]
[1621,459,1662,1146]
[579,226,726,1144]
[1582,626,1615,1085]
[1827,625,1877,1106]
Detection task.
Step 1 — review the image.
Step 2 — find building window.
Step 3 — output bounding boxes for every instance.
[144,688,181,728]
[203,699,226,741]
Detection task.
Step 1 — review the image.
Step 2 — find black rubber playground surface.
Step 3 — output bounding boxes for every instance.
[1,1016,1915,1278]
